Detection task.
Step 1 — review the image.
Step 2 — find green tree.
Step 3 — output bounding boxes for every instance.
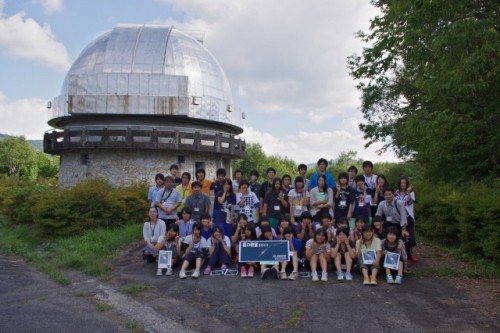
[0,136,38,178]
[232,143,298,181]
[348,0,500,182]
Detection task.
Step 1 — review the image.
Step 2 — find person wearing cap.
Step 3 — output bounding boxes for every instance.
[155,176,183,229]
[309,158,336,189]
[148,173,165,207]
[288,176,310,224]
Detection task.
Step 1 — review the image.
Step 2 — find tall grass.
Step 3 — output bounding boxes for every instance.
[0,215,141,284]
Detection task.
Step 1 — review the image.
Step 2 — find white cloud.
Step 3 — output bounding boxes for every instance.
[0,92,52,139]
[0,10,71,71]
[154,0,378,127]
[240,121,399,164]
[35,0,64,14]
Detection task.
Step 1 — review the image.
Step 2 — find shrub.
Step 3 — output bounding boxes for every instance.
[32,179,149,237]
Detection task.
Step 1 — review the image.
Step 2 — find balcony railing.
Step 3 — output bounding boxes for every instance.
[44,126,246,157]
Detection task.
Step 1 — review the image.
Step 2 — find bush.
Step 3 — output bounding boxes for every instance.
[0,178,54,224]
[30,179,149,237]
[415,180,500,263]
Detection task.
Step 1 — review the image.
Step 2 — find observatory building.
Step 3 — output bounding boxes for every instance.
[44,25,245,187]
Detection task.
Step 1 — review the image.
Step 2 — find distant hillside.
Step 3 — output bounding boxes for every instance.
[0,133,44,152]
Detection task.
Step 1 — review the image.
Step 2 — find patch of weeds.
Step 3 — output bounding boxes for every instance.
[93,300,113,312]
[120,284,149,296]
[285,307,304,329]
[73,291,91,297]
[125,320,144,333]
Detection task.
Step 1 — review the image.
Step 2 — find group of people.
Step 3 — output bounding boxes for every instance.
[142,159,416,285]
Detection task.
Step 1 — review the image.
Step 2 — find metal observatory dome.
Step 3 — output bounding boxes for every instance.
[44,24,246,187]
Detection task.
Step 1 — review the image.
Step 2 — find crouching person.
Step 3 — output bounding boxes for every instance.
[179,223,208,279]
[142,207,167,263]
[330,228,356,281]
[356,225,382,285]
[155,223,181,276]
[205,225,232,274]
[381,226,408,284]
[279,227,301,280]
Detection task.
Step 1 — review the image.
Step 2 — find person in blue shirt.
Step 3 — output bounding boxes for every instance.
[309,158,336,189]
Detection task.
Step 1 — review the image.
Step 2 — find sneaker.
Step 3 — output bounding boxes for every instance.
[240,266,247,278]
[288,271,298,281]
[271,265,279,279]
[156,268,163,276]
[395,275,403,284]
[260,268,270,279]
[386,275,394,284]
[179,270,187,279]
[165,268,173,276]
[410,254,419,262]
[337,271,344,281]
[192,270,200,279]
[204,266,211,275]
[280,271,287,280]
[345,272,353,281]
[321,271,328,282]
[363,277,370,285]
[370,275,377,285]
[248,266,255,277]
[221,264,228,271]
[311,271,319,282]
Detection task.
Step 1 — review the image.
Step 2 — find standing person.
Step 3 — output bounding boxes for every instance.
[169,164,182,187]
[294,164,311,191]
[309,175,334,223]
[259,167,277,203]
[395,176,417,262]
[184,181,211,223]
[236,181,260,224]
[142,207,167,263]
[352,175,373,224]
[248,170,261,195]
[372,174,389,218]
[362,161,377,191]
[347,166,358,190]
[211,168,226,221]
[262,178,289,229]
[148,173,165,207]
[176,172,192,219]
[375,187,408,238]
[215,178,236,237]
[288,176,310,224]
[282,174,293,193]
[155,176,183,229]
[309,158,336,189]
[232,169,244,192]
[195,168,212,197]
[334,172,354,226]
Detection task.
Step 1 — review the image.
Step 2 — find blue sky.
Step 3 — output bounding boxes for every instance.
[0,0,398,163]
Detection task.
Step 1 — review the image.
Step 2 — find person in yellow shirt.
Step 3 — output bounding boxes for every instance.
[176,172,192,219]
